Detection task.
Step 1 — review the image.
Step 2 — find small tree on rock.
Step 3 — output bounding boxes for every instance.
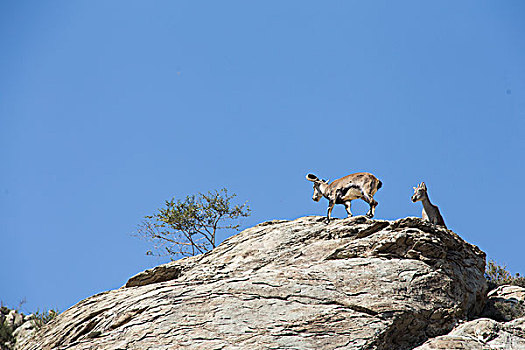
[485,259,525,291]
[136,188,250,258]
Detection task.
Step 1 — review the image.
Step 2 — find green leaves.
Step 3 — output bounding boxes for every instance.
[485,259,525,291]
[32,309,59,330]
[136,188,250,259]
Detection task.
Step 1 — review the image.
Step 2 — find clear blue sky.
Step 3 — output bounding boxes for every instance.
[1,1,524,313]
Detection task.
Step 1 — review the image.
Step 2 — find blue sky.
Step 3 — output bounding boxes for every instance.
[1,1,524,313]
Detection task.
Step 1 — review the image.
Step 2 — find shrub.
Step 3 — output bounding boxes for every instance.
[0,322,14,350]
[481,299,525,322]
[485,259,524,291]
[31,309,59,330]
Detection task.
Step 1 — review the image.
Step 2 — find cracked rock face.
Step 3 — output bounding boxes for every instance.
[19,216,487,350]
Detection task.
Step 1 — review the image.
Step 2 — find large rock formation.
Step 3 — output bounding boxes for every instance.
[19,216,487,350]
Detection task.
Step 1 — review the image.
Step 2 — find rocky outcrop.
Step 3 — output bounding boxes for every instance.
[1,307,38,350]
[481,285,525,322]
[20,216,487,350]
[413,317,525,349]
[416,285,525,349]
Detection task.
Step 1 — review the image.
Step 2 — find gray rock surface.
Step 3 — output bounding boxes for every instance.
[4,311,23,330]
[1,307,37,350]
[413,317,525,350]
[488,285,525,301]
[19,216,487,350]
[12,319,36,347]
